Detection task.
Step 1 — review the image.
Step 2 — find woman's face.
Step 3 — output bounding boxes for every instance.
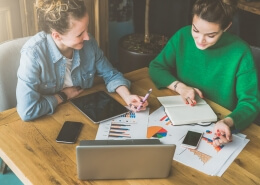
[58,13,90,50]
[191,15,224,50]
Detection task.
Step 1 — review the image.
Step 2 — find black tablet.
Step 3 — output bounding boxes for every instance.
[70,91,129,124]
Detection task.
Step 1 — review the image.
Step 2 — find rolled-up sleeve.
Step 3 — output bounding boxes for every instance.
[91,38,131,92]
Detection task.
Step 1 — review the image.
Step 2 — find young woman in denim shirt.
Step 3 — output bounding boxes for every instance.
[16,0,148,121]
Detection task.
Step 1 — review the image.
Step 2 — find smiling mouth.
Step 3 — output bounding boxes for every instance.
[197,43,207,47]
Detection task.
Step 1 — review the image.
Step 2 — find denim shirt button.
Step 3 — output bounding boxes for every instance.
[90,73,92,76]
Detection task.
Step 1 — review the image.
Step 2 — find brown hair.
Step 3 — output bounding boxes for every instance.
[192,0,238,30]
[36,0,87,34]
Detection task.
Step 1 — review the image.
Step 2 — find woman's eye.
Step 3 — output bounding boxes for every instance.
[193,29,199,33]
[208,35,215,38]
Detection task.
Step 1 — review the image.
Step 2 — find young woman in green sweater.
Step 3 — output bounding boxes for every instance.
[149,0,260,146]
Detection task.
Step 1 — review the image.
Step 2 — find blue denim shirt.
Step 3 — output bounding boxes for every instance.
[16,32,130,121]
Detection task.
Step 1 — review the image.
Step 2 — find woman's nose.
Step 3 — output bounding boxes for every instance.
[83,31,89,41]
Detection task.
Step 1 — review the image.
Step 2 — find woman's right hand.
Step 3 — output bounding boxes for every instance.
[62,86,84,100]
[168,81,203,106]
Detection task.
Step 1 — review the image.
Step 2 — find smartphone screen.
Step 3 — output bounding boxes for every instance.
[56,121,83,144]
[181,130,203,149]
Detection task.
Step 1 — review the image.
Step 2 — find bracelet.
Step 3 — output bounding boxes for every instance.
[173,81,180,91]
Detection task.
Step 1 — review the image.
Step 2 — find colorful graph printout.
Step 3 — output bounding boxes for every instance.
[95,108,149,140]
[120,112,136,119]
[147,126,167,138]
[189,148,212,164]
[108,122,132,138]
[160,115,172,126]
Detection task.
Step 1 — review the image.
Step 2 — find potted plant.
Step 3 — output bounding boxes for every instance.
[118,0,168,73]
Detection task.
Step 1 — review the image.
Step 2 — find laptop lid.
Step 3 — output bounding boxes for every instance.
[70,91,129,124]
[76,139,176,180]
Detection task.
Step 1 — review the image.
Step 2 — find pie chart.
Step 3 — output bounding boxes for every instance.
[147,126,167,138]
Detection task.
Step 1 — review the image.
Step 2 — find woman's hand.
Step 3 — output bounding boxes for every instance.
[213,118,234,147]
[168,81,203,106]
[55,86,84,104]
[62,86,84,100]
[115,85,149,112]
[127,94,148,112]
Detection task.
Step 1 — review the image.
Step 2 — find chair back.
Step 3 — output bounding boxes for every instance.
[251,46,260,125]
[0,37,30,112]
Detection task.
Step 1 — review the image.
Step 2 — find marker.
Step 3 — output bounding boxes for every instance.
[136,88,152,111]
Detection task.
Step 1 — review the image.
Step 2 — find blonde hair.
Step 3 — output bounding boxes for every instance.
[36,0,87,34]
[192,0,238,30]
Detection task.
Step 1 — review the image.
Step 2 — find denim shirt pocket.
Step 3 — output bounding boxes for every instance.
[81,71,95,88]
[39,81,57,95]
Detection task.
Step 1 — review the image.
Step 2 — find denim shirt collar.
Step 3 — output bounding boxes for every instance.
[47,34,63,64]
[46,33,80,69]
[72,50,80,71]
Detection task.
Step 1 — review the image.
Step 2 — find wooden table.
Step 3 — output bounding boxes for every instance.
[0,67,260,185]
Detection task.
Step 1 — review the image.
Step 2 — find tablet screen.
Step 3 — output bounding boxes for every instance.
[70,91,129,123]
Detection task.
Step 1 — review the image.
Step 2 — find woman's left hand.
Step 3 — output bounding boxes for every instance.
[213,119,233,147]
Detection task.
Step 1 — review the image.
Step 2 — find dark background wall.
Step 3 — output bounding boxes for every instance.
[108,0,260,66]
[132,0,260,46]
[133,0,195,38]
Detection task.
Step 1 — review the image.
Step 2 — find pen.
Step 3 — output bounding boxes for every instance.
[213,129,239,140]
[136,88,152,111]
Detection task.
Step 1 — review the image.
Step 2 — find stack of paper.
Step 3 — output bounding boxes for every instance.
[148,106,249,176]
[95,106,249,177]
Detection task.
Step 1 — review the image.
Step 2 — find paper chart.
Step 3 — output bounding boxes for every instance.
[148,106,249,176]
[95,108,149,140]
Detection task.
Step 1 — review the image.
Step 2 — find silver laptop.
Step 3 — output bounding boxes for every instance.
[76,139,176,180]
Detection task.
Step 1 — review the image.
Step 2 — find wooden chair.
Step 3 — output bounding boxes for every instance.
[251,46,260,126]
[0,37,31,174]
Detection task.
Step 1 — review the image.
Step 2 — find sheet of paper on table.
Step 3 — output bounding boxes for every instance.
[148,106,249,176]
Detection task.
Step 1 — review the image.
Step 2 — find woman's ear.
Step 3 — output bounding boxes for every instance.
[224,22,232,32]
[51,30,62,40]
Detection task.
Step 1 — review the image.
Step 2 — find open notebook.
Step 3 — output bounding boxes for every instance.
[158,95,217,125]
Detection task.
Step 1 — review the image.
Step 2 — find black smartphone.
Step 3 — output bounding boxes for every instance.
[181,130,203,149]
[56,121,83,144]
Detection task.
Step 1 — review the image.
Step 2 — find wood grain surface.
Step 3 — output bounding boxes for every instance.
[0,68,260,185]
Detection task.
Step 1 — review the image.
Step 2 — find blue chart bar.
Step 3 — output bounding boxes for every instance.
[109,122,132,138]
[120,112,136,118]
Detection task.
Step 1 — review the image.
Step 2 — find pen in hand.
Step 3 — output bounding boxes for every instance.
[136,88,152,111]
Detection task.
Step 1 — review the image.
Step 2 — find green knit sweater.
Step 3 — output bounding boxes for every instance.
[149,25,260,130]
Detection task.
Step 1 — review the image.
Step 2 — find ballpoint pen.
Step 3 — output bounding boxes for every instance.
[213,129,239,140]
[136,88,152,111]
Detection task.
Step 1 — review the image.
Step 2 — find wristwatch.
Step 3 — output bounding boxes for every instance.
[57,91,67,103]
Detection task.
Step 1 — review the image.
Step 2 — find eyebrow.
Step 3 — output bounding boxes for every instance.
[192,24,218,35]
